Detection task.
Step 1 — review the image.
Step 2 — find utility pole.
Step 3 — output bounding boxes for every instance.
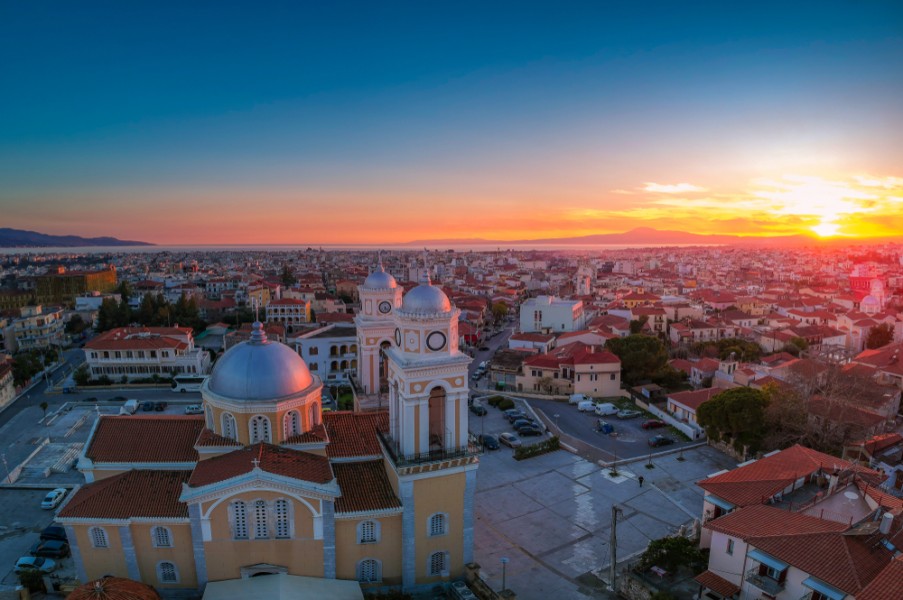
[609,504,622,592]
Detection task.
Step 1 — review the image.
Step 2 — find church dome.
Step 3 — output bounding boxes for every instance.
[363,263,397,289]
[861,295,880,309]
[207,322,314,401]
[400,273,452,315]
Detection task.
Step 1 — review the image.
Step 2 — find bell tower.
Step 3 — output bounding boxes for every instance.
[355,256,402,394]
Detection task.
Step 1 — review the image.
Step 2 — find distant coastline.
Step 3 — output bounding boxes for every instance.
[0,228,153,248]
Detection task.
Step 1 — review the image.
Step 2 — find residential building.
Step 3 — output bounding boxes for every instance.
[295,324,358,384]
[266,298,312,333]
[519,295,585,333]
[3,304,65,352]
[0,358,14,411]
[36,265,117,305]
[516,342,621,397]
[84,327,211,380]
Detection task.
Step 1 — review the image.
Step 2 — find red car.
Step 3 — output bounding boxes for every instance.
[641,419,667,429]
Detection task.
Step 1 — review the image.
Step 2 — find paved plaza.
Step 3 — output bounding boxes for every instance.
[472,444,736,600]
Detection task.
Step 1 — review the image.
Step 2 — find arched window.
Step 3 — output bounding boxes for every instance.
[283,411,300,438]
[310,362,318,371]
[357,520,380,544]
[274,499,291,539]
[151,526,172,548]
[308,403,318,427]
[231,501,248,539]
[428,551,448,576]
[204,406,214,430]
[90,527,109,548]
[221,412,237,441]
[428,513,447,537]
[357,558,381,583]
[253,499,268,539]
[157,561,179,584]
[330,361,338,372]
[309,346,319,356]
[249,415,271,443]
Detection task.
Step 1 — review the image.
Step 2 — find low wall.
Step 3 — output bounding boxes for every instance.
[631,396,703,440]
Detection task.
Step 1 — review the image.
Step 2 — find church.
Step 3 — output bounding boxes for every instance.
[58,265,478,596]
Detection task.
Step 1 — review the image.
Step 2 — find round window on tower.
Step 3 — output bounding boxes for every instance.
[426,331,447,351]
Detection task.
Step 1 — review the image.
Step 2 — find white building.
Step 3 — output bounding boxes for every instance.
[294,324,358,385]
[266,298,311,333]
[3,305,65,352]
[0,359,14,411]
[519,295,586,333]
[84,326,210,381]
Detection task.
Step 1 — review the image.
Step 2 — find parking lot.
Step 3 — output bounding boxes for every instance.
[468,394,554,452]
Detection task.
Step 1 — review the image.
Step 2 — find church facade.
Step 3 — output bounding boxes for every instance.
[58,267,478,596]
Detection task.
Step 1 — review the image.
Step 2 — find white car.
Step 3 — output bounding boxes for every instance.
[184,405,204,415]
[41,488,67,510]
[15,556,56,574]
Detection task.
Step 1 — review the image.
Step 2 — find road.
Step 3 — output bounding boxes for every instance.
[467,319,516,385]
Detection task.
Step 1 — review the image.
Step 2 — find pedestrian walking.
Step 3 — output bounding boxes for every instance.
[638,475,644,487]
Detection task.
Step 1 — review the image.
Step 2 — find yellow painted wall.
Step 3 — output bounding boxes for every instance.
[70,525,128,581]
[131,522,198,588]
[207,403,319,446]
[202,490,325,581]
[413,471,466,583]
[334,515,403,586]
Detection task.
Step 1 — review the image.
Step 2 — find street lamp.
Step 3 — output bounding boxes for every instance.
[500,557,509,592]
[1,453,10,484]
[553,413,560,434]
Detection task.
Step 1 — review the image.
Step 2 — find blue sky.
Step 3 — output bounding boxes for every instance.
[1,1,901,242]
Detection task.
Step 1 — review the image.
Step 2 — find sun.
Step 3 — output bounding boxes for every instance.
[811,221,840,237]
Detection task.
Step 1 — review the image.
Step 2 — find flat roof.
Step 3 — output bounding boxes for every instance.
[202,573,364,600]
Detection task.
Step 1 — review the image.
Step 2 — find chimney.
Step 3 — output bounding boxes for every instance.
[828,469,840,494]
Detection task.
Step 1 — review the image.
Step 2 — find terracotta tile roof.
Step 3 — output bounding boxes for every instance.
[283,423,328,445]
[706,504,848,538]
[333,460,402,514]
[850,433,903,456]
[323,411,388,459]
[85,327,190,350]
[693,570,740,597]
[698,445,876,507]
[666,388,720,411]
[86,416,204,463]
[59,470,190,519]
[194,427,242,448]
[68,577,162,600]
[856,555,903,600]
[523,342,619,369]
[188,443,333,487]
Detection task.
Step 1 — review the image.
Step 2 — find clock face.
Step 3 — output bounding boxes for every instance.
[394,328,402,346]
[378,301,392,314]
[426,330,447,351]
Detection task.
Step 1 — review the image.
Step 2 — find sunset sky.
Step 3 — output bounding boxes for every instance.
[1,2,902,244]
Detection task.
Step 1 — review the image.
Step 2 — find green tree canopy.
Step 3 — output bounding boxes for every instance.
[697,387,769,454]
[629,315,649,334]
[605,334,668,385]
[866,323,894,349]
[691,338,762,362]
[280,264,297,286]
[491,301,509,321]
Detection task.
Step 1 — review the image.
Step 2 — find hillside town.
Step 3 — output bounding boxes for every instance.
[0,244,901,599]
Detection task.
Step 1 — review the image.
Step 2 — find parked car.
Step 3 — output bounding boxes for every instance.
[511,418,536,430]
[594,403,619,416]
[81,397,98,403]
[478,434,500,450]
[40,525,67,542]
[616,409,643,419]
[41,488,67,510]
[569,393,589,404]
[110,396,127,402]
[498,432,522,448]
[29,540,70,559]
[153,402,168,412]
[648,435,676,447]
[184,405,204,415]
[504,409,527,422]
[469,403,487,416]
[14,556,56,574]
[596,419,614,434]
[141,401,155,412]
[577,400,596,412]
[516,425,543,437]
[641,419,667,429]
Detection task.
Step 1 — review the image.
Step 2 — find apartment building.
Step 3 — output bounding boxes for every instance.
[2,305,65,352]
[84,327,210,380]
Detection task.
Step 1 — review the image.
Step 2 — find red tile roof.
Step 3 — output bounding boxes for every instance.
[523,342,620,369]
[706,504,848,538]
[188,443,333,487]
[698,444,878,507]
[856,555,903,600]
[85,327,191,351]
[86,416,204,463]
[194,427,243,449]
[667,388,720,411]
[693,571,740,597]
[333,460,402,514]
[283,423,328,445]
[323,411,388,459]
[59,470,191,519]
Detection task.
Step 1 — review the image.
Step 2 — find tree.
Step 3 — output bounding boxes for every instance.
[116,281,133,302]
[73,365,91,386]
[691,338,761,362]
[866,323,894,349]
[491,301,508,322]
[605,334,668,385]
[697,387,769,455]
[537,376,554,394]
[65,314,88,335]
[280,264,297,286]
[638,536,706,574]
[629,315,649,334]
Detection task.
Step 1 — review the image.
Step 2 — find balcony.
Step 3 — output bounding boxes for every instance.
[745,568,785,596]
[376,429,481,468]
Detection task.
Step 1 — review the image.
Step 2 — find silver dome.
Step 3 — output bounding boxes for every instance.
[208,322,314,401]
[401,273,451,315]
[363,267,397,289]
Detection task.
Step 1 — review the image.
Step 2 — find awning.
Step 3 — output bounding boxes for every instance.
[748,548,789,572]
[802,577,846,600]
[694,570,740,598]
[707,494,736,511]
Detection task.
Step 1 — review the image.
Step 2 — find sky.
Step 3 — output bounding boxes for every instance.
[1,1,902,245]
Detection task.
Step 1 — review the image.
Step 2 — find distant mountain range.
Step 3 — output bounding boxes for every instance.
[405,227,872,247]
[0,228,154,248]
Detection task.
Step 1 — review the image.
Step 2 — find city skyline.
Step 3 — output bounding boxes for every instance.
[1,2,902,244]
